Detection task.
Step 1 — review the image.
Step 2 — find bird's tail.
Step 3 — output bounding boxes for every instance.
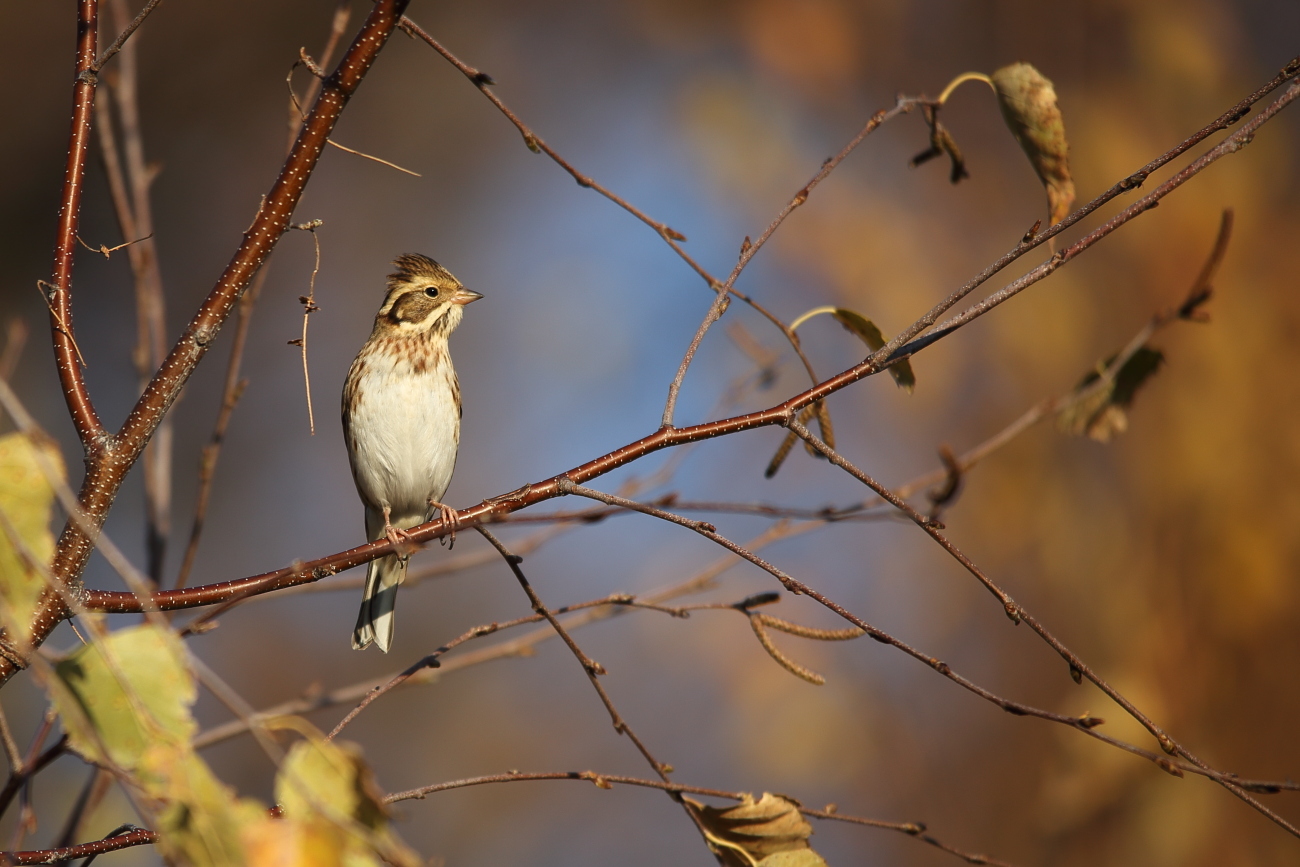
[352,551,408,652]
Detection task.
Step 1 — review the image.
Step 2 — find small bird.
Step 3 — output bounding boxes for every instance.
[342,254,482,651]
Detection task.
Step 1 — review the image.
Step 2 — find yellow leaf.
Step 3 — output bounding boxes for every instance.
[275,726,420,867]
[147,747,271,867]
[990,63,1076,225]
[684,793,828,867]
[0,431,64,643]
[243,816,346,867]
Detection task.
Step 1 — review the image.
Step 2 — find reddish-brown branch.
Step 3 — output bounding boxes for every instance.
[0,0,414,689]
[48,0,107,452]
[75,59,1300,622]
[0,825,155,865]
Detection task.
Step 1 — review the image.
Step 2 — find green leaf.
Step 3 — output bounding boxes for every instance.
[830,309,916,392]
[990,63,1076,226]
[0,431,64,643]
[51,624,196,770]
[1058,346,1165,442]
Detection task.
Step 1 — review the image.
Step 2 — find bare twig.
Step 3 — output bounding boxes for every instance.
[660,97,919,428]
[288,220,324,434]
[556,478,1300,833]
[194,522,809,750]
[398,14,834,440]
[91,0,165,72]
[325,138,422,176]
[784,418,1300,837]
[175,10,353,591]
[475,525,673,779]
[383,770,1016,867]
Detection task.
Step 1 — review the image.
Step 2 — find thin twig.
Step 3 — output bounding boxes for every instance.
[474,525,674,779]
[46,0,106,451]
[660,97,919,428]
[91,0,165,72]
[175,8,352,590]
[289,220,323,434]
[555,479,1300,830]
[398,14,834,439]
[784,418,1300,838]
[194,522,808,750]
[52,766,111,851]
[382,770,1016,867]
[325,138,422,176]
[0,704,20,776]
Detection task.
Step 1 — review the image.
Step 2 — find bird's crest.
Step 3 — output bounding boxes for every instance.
[388,254,456,289]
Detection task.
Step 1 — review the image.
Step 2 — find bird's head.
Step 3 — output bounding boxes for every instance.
[376,253,482,335]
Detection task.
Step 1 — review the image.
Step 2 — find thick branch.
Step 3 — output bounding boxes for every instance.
[0,0,412,689]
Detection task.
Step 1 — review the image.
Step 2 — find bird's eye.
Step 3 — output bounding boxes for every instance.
[424,287,438,298]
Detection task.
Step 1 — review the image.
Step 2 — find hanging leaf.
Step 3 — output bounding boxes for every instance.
[830,309,915,392]
[684,793,828,867]
[990,63,1075,226]
[1058,346,1165,442]
[0,431,64,644]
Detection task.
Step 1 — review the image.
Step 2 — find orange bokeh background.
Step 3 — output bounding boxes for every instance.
[2,1,1299,863]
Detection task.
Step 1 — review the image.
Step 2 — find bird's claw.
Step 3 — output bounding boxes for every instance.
[429,500,459,549]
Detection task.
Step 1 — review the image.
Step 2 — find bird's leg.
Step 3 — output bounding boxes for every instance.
[382,505,415,552]
[428,499,459,548]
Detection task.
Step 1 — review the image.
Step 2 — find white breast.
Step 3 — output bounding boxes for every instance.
[344,347,460,529]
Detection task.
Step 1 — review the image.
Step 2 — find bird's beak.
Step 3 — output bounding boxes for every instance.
[451,288,483,306]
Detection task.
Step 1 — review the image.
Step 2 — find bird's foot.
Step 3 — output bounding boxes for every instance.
[429,500,459,548]
[381,507,416,554]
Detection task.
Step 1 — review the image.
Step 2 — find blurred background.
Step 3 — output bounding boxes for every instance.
[2,0,1299,864]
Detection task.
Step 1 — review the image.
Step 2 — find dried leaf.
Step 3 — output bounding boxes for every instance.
[830,309,915,392]
[1058,346,1165,442]
[990,63,1075,225]
[0,431,64,643]
[684,793,828,867]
